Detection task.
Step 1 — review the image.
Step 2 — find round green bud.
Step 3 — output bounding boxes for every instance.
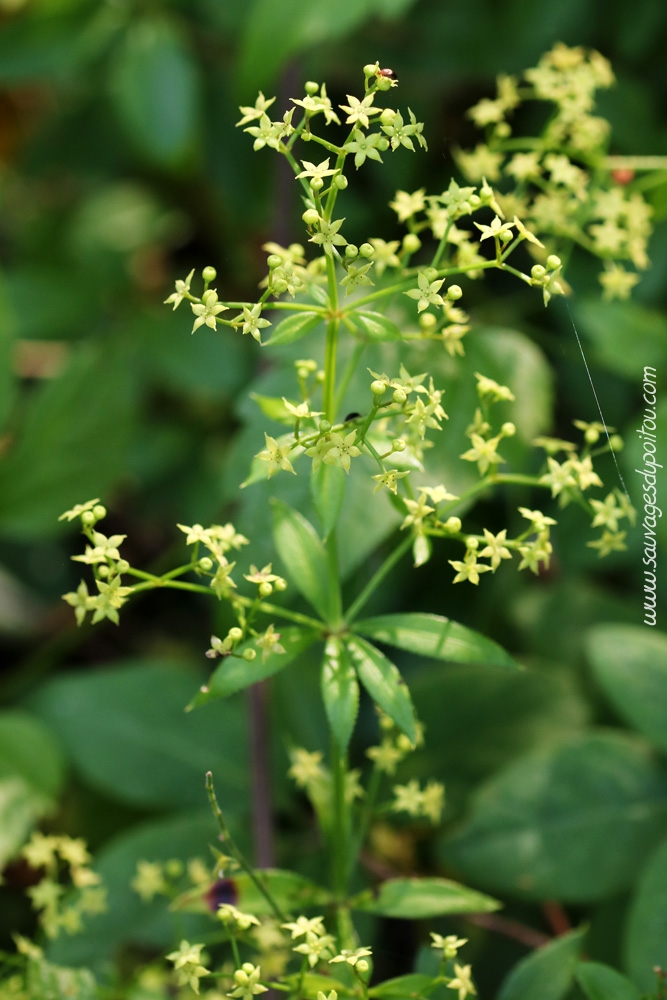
[229,627,243,641]
[259,582,273,597]
[296,367,310,380]
[243,648,257,661]
[272,278,288,295]
[447,284,463,300]
[531,264,546,280]
[380,108,396,125]
[81,510,95,525]
[359,242,374,258]
[377,137,389,151]
[165,859,183,878]
[376,75,393,91]
[334,173,348,189]
[282,259,293,274]
[445,516,462,533]
[469,194,481,208]
[419,312,437,329]
[495,122,511,138]
[93,504,107,520]
[391,438,406,452]
[319,419,332,433]
[302,208,319,227]
[392,387,407,404]
[459,200,472,215]
[610,434,624,451]
[345,244,359,259]
[585,427,599,444]
[546,254,562,270]
[301,130,312,141]
[202,266,217,282]
[199,557,213,571]
[315,370,325,383]
[371,380,386,395]
[501,421,516,437]
[274,578,287,591]
[266,254,282,270]
[356,960,370,974]
[402,233,421,254]
[310,176,324,192]
[97,564,110,578]
[500,229,513,244]
[466,536,479,550]
[363,63,378,78]
[422,266,439,281]
[305,81,319,95]
[117,559,130,573]
[288,243,304,256]
[202,289,217,306]
[480,180,493,198]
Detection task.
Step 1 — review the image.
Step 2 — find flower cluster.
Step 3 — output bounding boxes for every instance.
[21,833,106,939]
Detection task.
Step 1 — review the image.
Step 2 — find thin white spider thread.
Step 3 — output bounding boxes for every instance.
[564,300,631,502]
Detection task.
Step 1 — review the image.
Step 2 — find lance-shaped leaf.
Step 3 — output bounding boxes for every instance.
[272,500,330,620]
[349,877,499,918]
[575,962,641,1000]
[311,462,345,540]
[263,311,322,347]
[189,627,318,707]
[321,638,359,753]
[352,310,402,342]
[369,975,437,999]
[346,635,416,743]
[355,613,519,668]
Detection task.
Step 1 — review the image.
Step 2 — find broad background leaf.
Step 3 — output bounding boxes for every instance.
[586,625,667,754]
[349,876,500,918]
[496,927,586,1000]
[29,661,247,810]
[625,834,667,991]
[442,731,667,901]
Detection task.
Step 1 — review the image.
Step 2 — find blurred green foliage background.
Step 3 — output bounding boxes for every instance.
[1,0,667,995]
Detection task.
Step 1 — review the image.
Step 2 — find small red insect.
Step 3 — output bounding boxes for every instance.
[378,68,398,81]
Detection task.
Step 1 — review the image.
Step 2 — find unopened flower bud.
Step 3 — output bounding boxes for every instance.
[466,536,479,550]
[274,578,287,591]
[259,582,273,597]
[376,75,393,91]
[531,264,546,280]
[243,648,257,661]
[469,194,481,208]
[97,564,110,578]
[202,289,217,306]
[363,63,378,78]
[202,266,217,282]
[495,122,511,138]
[198,556,213,571]
[229,627,243,641]
[356,960,369,973]
[345,244,359,259]
[610,435,624,451]
[420,312,437,329]
[393,387,407,404]
[447,284,463,300]
[93,505,107,520]
[546,254,562,270]
[267,254,282,269]
[371,380,386,395]
[334,173,348,189]
[310,176,324,192]
[501,422,516,437]
[380,108,396,125]
[315,370,325,382]
[302,208,319,227]
[81,510,95,525]
[305,81,319,95]
[391,438,406,452]
[423,266,438,281]
[445,516,462,533]
[117,559,130,573]
[359,243,374,258]
[319,419,332,433]
[272,278,288,294]
[377,137,389,151]
[402,233,421,254]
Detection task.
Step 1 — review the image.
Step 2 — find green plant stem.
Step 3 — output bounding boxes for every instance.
[326,532,343,628]
[323,256,340,423]
[205,771,287,922]
[330,738,349,902]
[334,341,366,413]
[345,532,413,624]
